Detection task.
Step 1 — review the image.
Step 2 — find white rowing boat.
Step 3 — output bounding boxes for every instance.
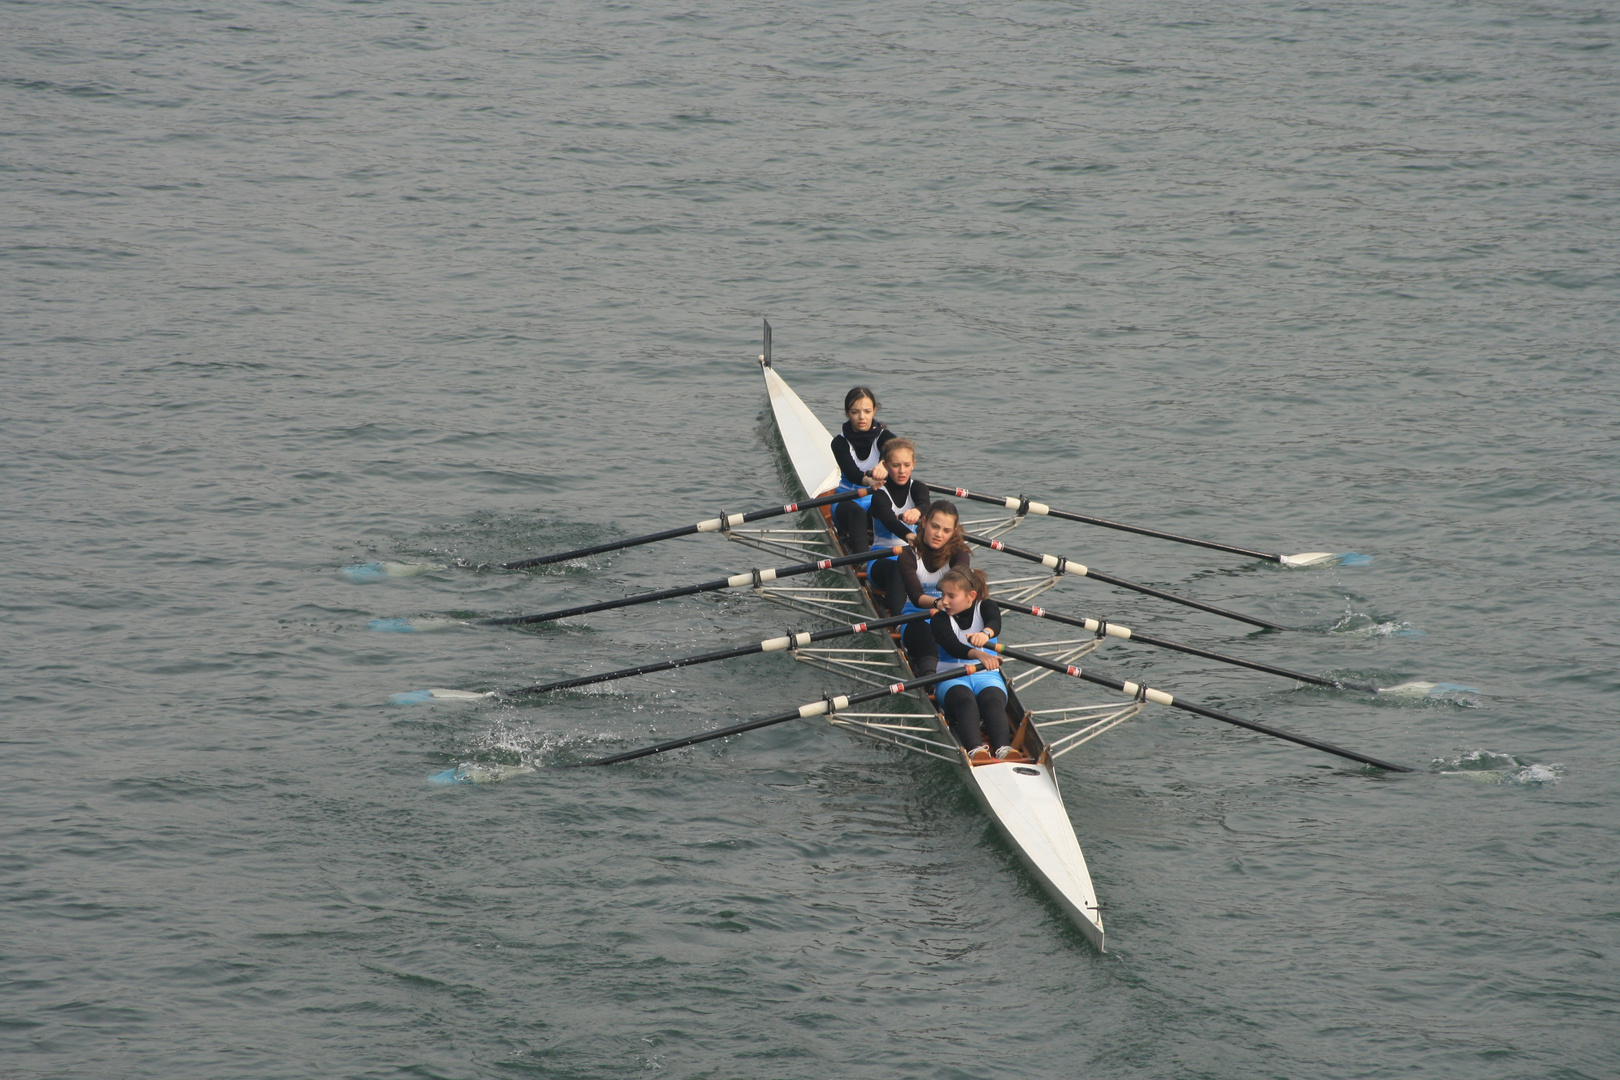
[742,321,1130,950]
[403,323,1410,941]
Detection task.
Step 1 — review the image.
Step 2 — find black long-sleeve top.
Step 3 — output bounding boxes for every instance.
[930,600,1003,661]
[830,421,895,486]
[896,546,972,608]
[868,478,931,543]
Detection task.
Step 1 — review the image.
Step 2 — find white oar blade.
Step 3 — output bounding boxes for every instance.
[428,762,535,785]
[391,688,493,705]
[1279,551,1373,568]
[368,617,464,633]
[342,561,440,582]
[1377,681,1479,698]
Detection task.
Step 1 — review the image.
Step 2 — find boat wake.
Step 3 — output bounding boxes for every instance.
[1435,750,1560,785]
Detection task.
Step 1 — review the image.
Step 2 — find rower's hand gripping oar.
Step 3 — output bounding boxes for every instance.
[992,643,1411,772]
[581,664,983,766]
[966,534,1289,632]
[391,612,932,703]
[481,546,903,627]
[932,484,1341,568]
[503,487,870,570]
[1001,600,1378,692]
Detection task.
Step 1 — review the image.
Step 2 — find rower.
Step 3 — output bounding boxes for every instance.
[864,437,930,599]
[882,501,972,673]
[930,568,1028,764]
[830,386,896,552]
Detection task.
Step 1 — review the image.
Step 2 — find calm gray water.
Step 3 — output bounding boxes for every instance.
[4,1,1617,1077]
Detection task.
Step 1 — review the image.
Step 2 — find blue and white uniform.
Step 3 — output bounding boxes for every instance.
[931,599,1008,700]
[830,421,893,512]
[869,479,924,548]
[896,547,963,616]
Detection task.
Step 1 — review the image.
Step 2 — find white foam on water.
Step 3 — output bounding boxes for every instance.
[1436,750,1560,785]
[1331,603,1423,638]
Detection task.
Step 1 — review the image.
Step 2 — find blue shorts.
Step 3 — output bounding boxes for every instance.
[934,667,1007,700]
[836,482,874,512]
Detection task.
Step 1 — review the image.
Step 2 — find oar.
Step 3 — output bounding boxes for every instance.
[966,534,1288,632]
[1000,600,1378,692]
[503,488,869,570]
[392,612,931,704]
[582,664,981,766]
[481,546,902,627]
[992,644,1411,772]
[931,484,1339,567]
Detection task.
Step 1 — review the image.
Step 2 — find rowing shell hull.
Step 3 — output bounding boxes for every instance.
[757,334,1105,949]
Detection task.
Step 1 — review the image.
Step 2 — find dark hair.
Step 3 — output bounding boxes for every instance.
[939,566,989,600]
[917,501,968,572]
[844,386,880,414]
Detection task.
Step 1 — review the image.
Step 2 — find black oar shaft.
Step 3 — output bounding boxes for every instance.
[503,488,868,570]
[999,601,1375,692]
[966,535,1288,632]
[504,612,929,697]
[994,644,1410,772]
[483,547,897,627]
[583,664,977,766]
[929,483,1282,563]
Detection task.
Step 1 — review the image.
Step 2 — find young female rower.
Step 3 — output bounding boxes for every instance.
[929,567,1026,764]
[830,386,895,553]
[882,501,972,672]
[865,437,931,603]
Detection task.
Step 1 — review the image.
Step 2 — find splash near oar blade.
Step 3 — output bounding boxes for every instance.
[502,487,869,570]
